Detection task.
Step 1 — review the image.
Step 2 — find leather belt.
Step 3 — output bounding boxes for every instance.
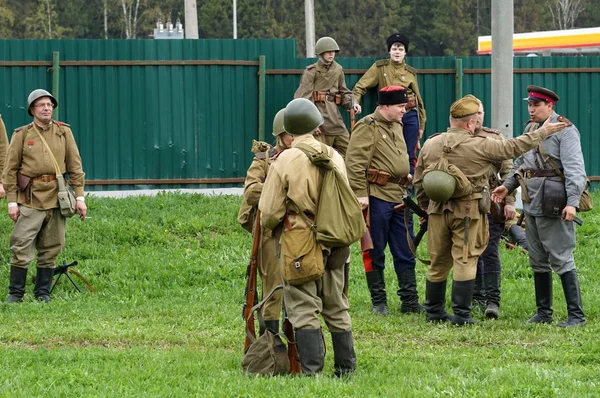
[524,169,561,178]
[32,175,56,183]
[387,176,409,186]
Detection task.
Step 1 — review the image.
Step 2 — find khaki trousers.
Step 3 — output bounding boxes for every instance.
[284,247,352,332]
[427,212,488,282]
[10,206,66,269]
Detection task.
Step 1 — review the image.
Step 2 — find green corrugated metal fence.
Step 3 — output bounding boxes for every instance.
[0,39,598,190]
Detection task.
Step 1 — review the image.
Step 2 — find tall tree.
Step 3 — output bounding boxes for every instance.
[431,0,477,55]
[548,0,586,30]
[0,0,15,38]
[23,0,67,38]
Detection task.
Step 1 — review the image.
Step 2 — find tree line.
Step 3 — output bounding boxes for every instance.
[0,0,597,57]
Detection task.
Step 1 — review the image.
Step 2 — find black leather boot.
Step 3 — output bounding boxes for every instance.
[484,273,501,319]
[262,320,280,334]
[331,330,356,377]
[397,269,424,314]
[451,279,477,326]
[425,279,452,323]
[557,270,586,327]
[7,266,28,303]
[472,271,486,310]
[528,272,553,324]
[295,328,325,375]
[366,270,387,315]
[34,267,55,303]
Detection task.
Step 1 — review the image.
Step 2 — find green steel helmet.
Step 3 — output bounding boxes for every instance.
[422,170,457,203]
[27,89,57,116]
[272,109,287,136]
[283,98,324,136]
[315,37,340,55]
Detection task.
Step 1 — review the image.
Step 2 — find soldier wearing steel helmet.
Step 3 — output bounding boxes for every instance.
[3,89,86,303]
[259,98,356,377]
[294,37,353,158]
[413,95,566,325]
[237,109,294,334]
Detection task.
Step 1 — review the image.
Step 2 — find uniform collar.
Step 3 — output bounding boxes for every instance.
[447,126,472,135]
[32,120,53,131]
[291,134,319,147]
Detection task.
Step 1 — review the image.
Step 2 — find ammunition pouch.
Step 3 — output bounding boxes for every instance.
[478,186,491,215]
[366,168,409,187]
[312,91,343,105]
[16,172,31,191]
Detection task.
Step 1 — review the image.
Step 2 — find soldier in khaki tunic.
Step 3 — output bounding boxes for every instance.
[259,98,355,377]
[0,115,8,198]
[353,33,426,176]
[345,86,421,316]
[413,95,566,325]
[3,89,86,303]
[237,109,293,334]
[469,96,516,320]
[294,37,353,158]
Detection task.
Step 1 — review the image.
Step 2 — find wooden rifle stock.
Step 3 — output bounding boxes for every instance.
[361,207,374,251]
[349,108,356,132]
[243,211,261,353]
[283,309,301,374]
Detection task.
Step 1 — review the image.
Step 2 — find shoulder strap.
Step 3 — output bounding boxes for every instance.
[537,143,565,179]
[34,129,62,176]
[245,285,285,343]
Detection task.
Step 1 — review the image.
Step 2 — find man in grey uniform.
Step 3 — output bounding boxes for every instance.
[492,85,587,327]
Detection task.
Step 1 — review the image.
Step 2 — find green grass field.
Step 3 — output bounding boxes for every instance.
[0,192,599,397]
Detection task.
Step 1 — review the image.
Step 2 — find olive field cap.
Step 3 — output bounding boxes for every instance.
[387,33,409,52]
[450,96,480,118]
[315,37,340,55]
[283,98,324,136]
[524,85,559,104]
[422,170,457,203]
[272,109,287,136]
[378,86,408,105]
[27,89,57,116]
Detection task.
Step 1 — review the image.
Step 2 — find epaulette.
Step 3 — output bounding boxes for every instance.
[55,121,71,127]
[14,123,32,133]
[426,133,441,140]
[375,59,389,67]
[306,63,316,70]
[405,64,418,74]
[557,115,573,127]
[482,127,500,134]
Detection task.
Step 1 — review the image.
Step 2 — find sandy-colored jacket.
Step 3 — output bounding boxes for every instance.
[414,126,554,219]
[3,121,85,209]
[258,134,347,232]
[0,116,8,176]
[294,60,351,136]
[353,59,426,129]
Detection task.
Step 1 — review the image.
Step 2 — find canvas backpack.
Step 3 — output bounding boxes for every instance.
[295,143,365,248]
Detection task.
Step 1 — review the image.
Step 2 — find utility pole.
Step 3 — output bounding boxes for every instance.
[233,0,237,39]
[305,0,315,57]
[491,0,513,139]
[184,0,199,39]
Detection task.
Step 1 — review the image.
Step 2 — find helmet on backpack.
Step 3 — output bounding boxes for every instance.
[283,98,324,136]
[27,89,57,116]
[422,170,456,203]
[315,37,340,55]
[272,109,287,136]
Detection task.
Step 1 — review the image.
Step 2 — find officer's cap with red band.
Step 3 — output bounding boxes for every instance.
[524,85,559,104]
